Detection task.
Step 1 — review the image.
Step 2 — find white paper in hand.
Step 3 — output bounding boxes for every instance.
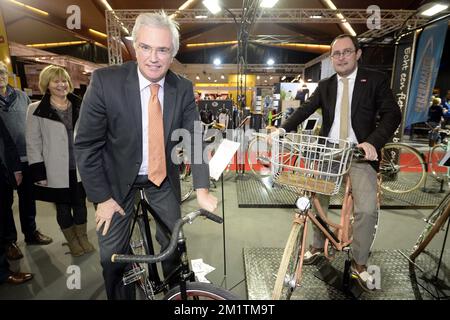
[209,139,240,180]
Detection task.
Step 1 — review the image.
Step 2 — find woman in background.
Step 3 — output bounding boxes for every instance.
[26,65,94,256]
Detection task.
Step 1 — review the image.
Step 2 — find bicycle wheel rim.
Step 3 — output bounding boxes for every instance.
[179,163,193,202]
[164,282,239,300]
[272,221,304,300]
[247,137,272,178]
[410,192,450,260]
[430,144,447,182]
[380,143,426,194]
[130,216,157,299]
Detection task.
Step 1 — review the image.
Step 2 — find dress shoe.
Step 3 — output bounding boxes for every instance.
[25,230,53,245]
[6,271,33,285]
[6,243,23,260]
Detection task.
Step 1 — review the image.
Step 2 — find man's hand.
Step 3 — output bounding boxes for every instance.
[95,198,125,236]
[14,171,22,186]
[196,188,218,213]
[357,142,378,161]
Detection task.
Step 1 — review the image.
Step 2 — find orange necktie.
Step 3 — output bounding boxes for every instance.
[148,84,166,186]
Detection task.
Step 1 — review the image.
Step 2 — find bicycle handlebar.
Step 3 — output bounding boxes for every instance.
[111,209,222,264]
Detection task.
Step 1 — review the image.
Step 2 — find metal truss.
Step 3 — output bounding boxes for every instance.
[244,64,304,75]
[107,8,429,65]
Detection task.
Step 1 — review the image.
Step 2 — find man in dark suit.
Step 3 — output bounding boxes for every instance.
[0,116,33,285]
[275,34,401,290]
[74,11,217,299]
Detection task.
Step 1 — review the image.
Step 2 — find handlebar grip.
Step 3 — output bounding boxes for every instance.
[353,147,366,160]
[200,209,223,224]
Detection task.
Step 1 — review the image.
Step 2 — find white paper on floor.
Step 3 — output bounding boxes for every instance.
[191,258,216,283]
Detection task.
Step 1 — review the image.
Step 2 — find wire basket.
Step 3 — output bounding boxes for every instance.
[271,133,353,195]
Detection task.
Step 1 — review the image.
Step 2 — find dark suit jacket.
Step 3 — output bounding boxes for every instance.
[0,116,21,187]
[282,67,402,170]
[74,61,209,206]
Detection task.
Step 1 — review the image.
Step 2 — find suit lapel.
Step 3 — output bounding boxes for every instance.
[351,68,366,118]
[124,63,143,149]
[163,70,177,145]
[328,75,337,124]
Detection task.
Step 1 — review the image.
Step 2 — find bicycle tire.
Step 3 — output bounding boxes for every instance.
[379,143,426,194]
[410,192,450,261]
[179,161,193,202]
[163,282,239,300]
[429,144,447,183]
[272,220,304,300]
[247,136,272,178]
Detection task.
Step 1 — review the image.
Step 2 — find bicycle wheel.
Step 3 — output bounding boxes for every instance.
[429,144,447,183]
[272,219,305,300]
[247,136,272,178]
[179,162,193,202]
[129,215,157,299]
[410,192,450,261]
[379,143,426,194]
[163,282,239,300]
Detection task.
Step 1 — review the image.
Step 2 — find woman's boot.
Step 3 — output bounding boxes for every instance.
[61,226,84,257]
[74,223,95,253]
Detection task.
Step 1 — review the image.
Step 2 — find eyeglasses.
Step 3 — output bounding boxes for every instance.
[136,43,172,58]
[330,49,356,59]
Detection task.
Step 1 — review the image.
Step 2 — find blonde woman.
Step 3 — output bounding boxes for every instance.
[26,65,94,256]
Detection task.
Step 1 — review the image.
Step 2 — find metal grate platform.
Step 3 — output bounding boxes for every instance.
[237,175,446,209]
[244,247,449,300]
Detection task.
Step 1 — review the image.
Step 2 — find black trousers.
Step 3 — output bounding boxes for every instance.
[55,171,88,229]
[97,176,181,300]
[0,162,37,245]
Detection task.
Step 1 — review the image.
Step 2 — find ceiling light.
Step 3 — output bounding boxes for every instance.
[419,3,449,16]
[195,15,208,19]
[260,0,279,8]
[220,74,225,79]
[310,15,323,19]
[264,79,268,83]
[27,41,87,48]
[203,0,221,14]
[213,58,221,66]
[281,76,286,81]
[89,29,108,38]
[269,76,273,80]
[100,0,113,11]
[179,0,195,11]
[196,74,200,80]
[257,76,260,80]
[267,58,275,66]
[7,0,49,16]
[208,76,211,80]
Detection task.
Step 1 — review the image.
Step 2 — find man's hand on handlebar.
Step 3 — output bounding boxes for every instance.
[357,142,378,161]
[196,188,218,213]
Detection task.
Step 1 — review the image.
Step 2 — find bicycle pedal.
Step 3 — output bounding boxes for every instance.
[123,267,146,286]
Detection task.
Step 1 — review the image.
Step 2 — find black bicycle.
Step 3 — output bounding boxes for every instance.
[112,182,238,300]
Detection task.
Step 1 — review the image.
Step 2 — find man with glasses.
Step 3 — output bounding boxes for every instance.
[273,34,401,291]
[0,62,52,262]
[74,11,217,300]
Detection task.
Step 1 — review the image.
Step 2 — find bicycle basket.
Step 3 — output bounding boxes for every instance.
[271,133,353,195]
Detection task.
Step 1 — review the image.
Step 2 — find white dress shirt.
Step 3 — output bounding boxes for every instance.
[137,66,165,175]
[328,67,359,144]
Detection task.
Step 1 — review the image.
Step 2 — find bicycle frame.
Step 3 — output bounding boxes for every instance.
[127,187,195,299]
